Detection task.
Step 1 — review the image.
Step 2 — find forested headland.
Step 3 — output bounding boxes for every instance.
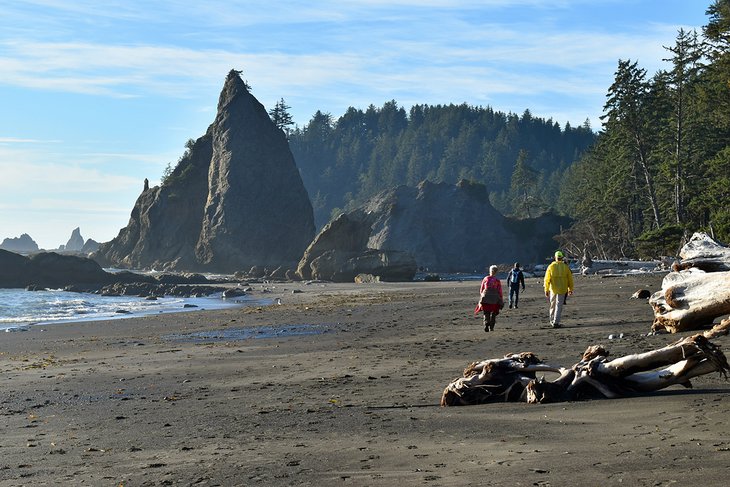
[288,103,595,228]
[163,1,712,262]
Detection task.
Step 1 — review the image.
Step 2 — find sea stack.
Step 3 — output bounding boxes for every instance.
[65,227,85,252]
[95,70,315,272]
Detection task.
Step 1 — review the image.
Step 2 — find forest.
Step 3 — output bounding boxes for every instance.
[287,102,595,230]
[557,1,730,259]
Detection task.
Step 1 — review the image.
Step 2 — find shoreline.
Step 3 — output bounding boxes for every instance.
[1,274,729,486]
[0,289,260,333]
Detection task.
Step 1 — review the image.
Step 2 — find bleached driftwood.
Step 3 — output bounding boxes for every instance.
[581,259,664,276]
[650,269,730,333]
[441,323,730,406]
[673,232,730,273]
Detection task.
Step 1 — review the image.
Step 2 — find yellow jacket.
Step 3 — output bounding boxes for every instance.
[543,261,574,295]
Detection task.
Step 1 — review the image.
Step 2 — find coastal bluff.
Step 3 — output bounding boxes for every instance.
[95,70,315,273]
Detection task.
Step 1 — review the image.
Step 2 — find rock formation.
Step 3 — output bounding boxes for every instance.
[0,233,39,253]
[0,249,111,289]
[297,180,570,279]
[0,248,234,296]
[296,211,417,281]
[81,239,100,254]
[65,227,85,252]
[95,70,315,272]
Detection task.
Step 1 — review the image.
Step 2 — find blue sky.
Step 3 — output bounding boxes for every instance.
[0,0,708,249]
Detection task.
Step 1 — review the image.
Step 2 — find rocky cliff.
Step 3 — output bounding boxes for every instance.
[95,70,315,272]
[297,180,571,277]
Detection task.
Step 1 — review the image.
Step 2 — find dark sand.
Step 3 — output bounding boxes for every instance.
[1,274,729,486]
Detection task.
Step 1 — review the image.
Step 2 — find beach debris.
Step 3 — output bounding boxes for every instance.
[441,322,730,406]
[650,233,730,334]
[581,259,664,276]
[671,232,730,273]
[630,289,651,299]
[5,326,30,332]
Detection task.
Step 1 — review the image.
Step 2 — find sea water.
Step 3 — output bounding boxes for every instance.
[0,288,250,332]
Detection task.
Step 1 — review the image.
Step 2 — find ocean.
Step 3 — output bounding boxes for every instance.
[0,288,252,332]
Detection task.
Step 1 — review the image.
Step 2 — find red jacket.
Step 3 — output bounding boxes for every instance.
[474,275,503,314]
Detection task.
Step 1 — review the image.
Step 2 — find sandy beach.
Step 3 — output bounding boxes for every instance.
[1,273,729,486]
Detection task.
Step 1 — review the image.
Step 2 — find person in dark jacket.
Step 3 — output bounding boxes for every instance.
[506,262,526,309]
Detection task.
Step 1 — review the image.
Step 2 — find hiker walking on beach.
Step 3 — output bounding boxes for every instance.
[475,265,504,332]
[543,251,574,328]
[506,262,525,309]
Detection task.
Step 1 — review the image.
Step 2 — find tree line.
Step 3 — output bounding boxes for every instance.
[557,0,730,258]
[286,102,595,228]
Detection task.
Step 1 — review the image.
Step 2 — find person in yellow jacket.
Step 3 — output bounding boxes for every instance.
[543,250,574,328]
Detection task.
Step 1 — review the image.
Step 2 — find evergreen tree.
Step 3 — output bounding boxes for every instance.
[509,150,539,218]
[268,98,294,135]
[660,29,704,225]
[601,59,662,230]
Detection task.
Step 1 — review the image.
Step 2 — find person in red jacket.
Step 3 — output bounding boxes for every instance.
[474,265,504,332]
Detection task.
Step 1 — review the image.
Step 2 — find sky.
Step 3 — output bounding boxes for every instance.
[0,0,709,250]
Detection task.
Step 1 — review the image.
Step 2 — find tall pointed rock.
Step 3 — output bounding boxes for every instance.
[194,70,315,270]
[95,70,315,272]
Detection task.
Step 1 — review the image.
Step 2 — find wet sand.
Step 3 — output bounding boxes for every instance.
[1,274,729,486]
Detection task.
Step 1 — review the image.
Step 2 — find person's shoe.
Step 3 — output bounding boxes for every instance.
[514,305,518,309]
[484,325,490,332]
[552,323,561,328]
[490,324,495,331]
[508,304,512,309]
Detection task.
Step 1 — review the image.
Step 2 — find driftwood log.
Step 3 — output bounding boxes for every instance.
[441,321,730,406]
[651,233,730,333]
[650,269,730,333]
[672,232,730,272]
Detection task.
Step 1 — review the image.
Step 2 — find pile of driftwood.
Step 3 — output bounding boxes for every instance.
[441,322,730,406]
[650,232,730,334]
[442,233,730,406]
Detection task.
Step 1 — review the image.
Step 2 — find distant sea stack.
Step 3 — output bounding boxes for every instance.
[95,70,315,272]
[64,227,85,252]
[0,233,39,253]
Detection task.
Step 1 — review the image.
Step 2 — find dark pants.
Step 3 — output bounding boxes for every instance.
[482,311,497,331]
[509,283,521,307]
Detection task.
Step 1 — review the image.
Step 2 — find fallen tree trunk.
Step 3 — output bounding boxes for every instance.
[673,232,730,273]
[650,268,730,333]
[441,324,730,406]
[580,259,664,276]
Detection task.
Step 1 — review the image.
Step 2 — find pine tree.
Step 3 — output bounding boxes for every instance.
[509,150,539,218]
[268,98,294,135]
[602,59,662,230]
